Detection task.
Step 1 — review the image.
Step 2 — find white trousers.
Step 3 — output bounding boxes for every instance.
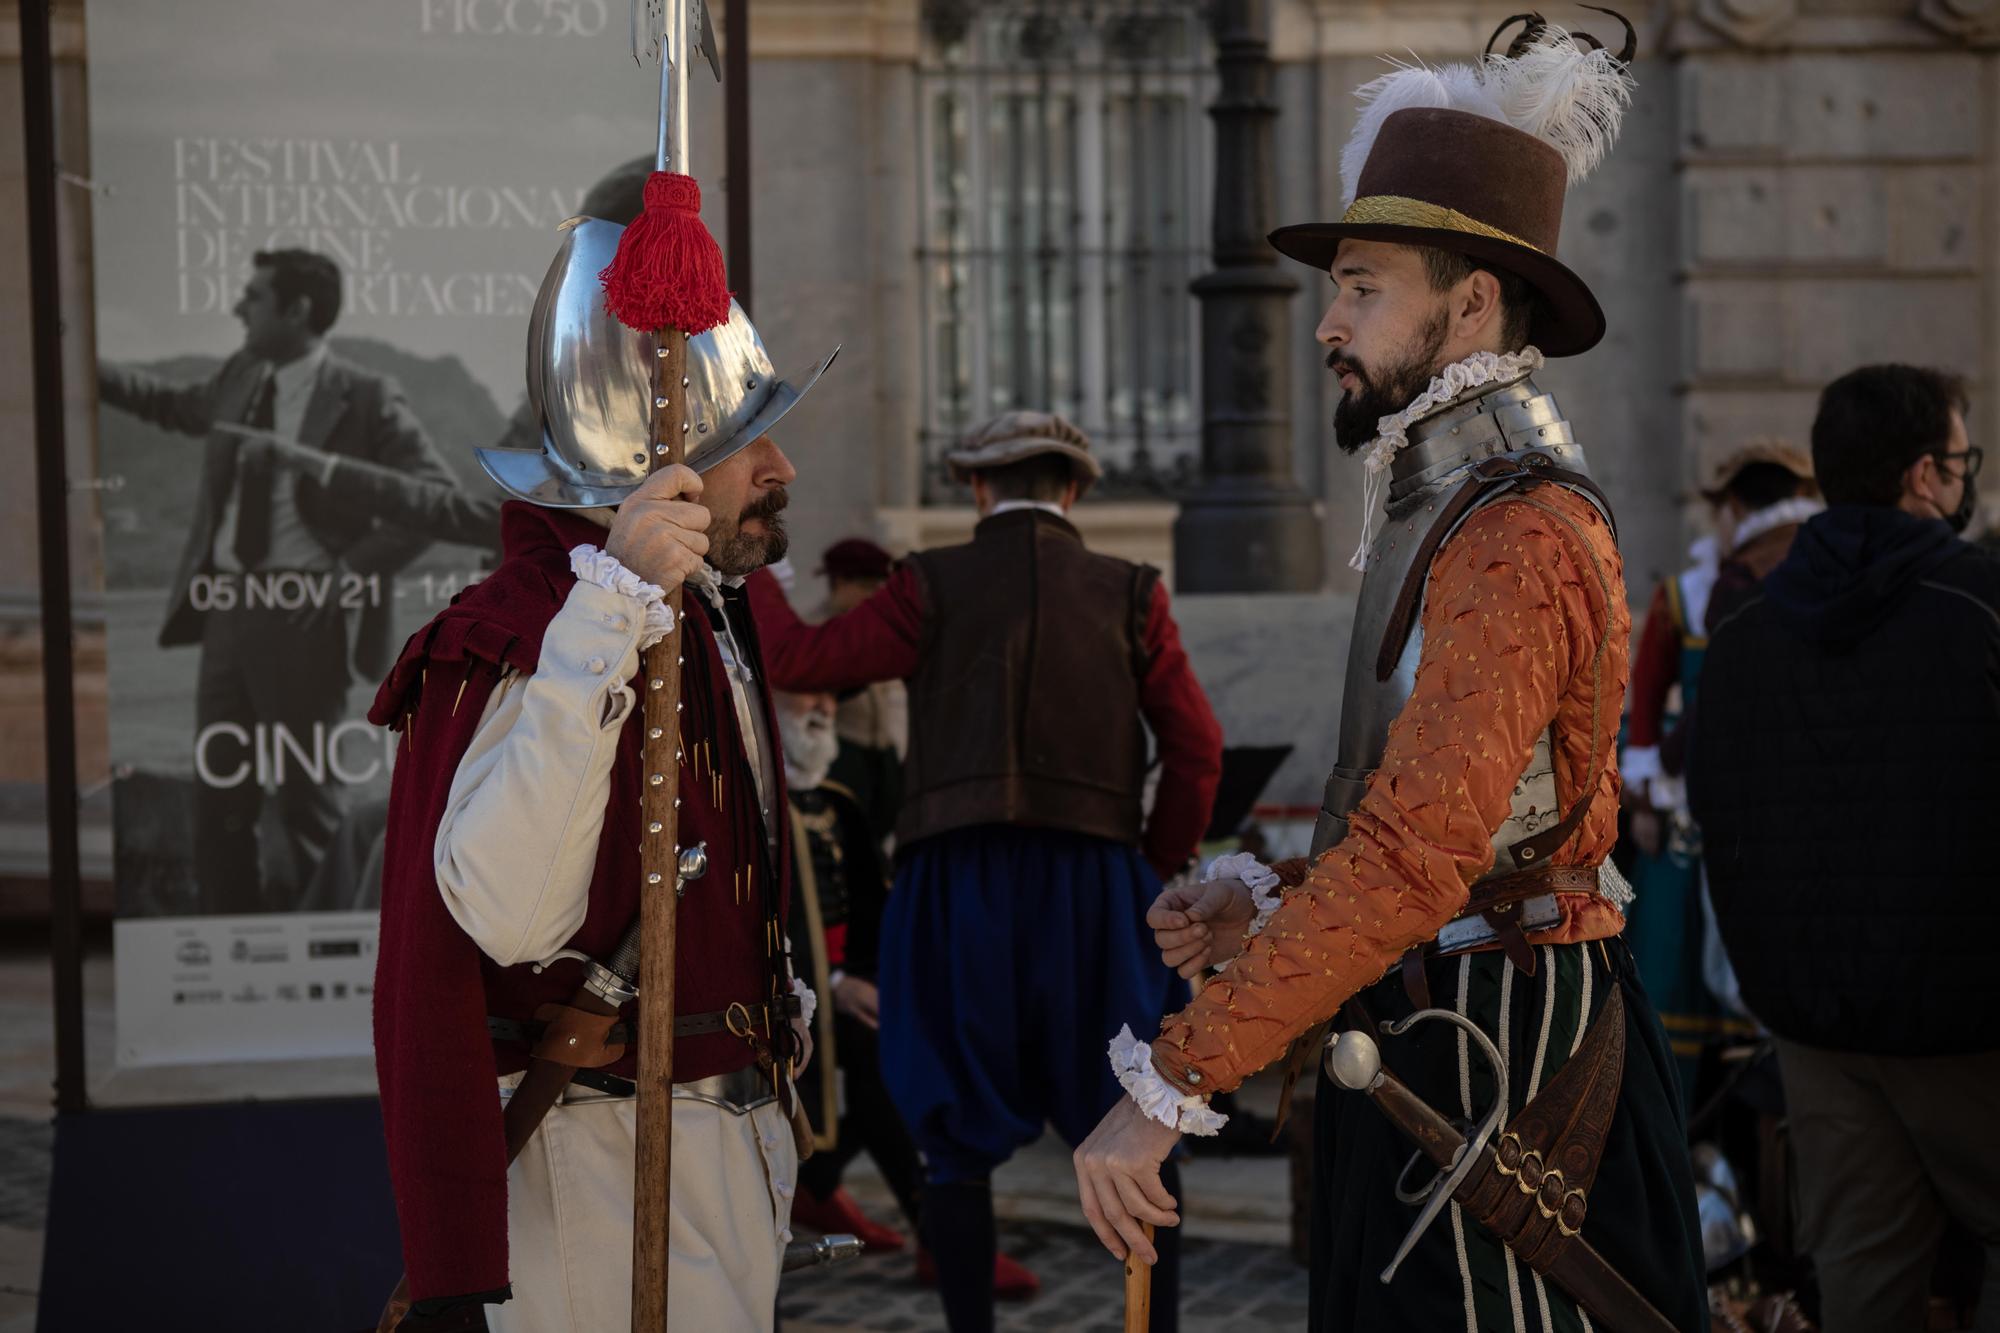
[487,1074,799,1333]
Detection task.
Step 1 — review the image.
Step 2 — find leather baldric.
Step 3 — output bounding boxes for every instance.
[1367,451,1619,874]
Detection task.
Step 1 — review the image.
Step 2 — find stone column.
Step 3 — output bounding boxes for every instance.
[1671,1,1996,503]
[1173,0,1325,593]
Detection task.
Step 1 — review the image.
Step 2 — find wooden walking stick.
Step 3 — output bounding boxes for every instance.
[601,2,730,1327]
[1123,1222,1156,1333]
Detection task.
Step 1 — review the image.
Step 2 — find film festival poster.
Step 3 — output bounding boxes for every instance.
[86,0,696,1070]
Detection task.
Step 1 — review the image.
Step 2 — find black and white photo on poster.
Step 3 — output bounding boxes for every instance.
[87,0,701,1065]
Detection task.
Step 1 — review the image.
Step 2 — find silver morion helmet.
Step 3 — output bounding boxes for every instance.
[477,215,839,508]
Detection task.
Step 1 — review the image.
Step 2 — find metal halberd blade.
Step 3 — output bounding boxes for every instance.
[632,0,720,80]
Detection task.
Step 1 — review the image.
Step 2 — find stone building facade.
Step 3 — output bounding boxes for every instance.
[0,0,1994,823]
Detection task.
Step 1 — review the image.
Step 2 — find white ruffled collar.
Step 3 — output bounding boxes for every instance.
[1727,496,1824,553]
[1348,346,1545,571]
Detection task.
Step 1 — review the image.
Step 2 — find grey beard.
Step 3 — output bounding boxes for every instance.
[779,712,839,791]
[709,515,789,577]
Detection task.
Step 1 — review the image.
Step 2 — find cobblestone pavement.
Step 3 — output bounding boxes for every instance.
[779,1216,1310,1332]
[0,1118,51,1232]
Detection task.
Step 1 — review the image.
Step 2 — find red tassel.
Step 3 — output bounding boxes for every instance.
[598,171,732,334]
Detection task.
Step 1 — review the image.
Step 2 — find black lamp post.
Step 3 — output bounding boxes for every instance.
[1173,0,1323,592]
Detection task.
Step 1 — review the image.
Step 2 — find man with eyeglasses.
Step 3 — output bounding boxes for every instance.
[1691,363,2000,1333]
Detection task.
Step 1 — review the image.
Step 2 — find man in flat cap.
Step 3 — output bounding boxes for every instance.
[747,410,1223,1331]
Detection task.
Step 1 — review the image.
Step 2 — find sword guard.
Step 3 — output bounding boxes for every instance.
[1324,1008,1514,1286]
[530,949,593,975]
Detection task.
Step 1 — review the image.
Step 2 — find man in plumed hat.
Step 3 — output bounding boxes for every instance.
[747,411,1224,1331]
[1074,15,1707,1333]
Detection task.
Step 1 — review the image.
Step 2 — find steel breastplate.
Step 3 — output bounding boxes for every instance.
[1310,375,1598,871]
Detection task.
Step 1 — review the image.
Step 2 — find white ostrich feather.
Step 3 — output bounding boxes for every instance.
[1483,27,1635,185]
[1338,29,1635,204]
[1340,59,1500,206]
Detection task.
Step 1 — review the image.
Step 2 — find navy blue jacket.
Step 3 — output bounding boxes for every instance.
[1690,506,2000,1055]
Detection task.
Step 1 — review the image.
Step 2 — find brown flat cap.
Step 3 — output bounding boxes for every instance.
[945,410,1104,493]
[1701,438,1815,500]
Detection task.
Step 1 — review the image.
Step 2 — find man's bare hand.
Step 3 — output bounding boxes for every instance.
[1148,877,1256,978]
[604,464,710,588]
[832,975,880,1030]
[1073,1096,1182,1264]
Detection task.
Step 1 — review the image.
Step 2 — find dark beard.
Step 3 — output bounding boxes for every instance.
[1330,308,1453,454]
[708,486,791,576]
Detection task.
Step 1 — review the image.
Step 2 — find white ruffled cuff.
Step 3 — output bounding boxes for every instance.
[569,545,674,650]
[1205,851,1285,940]
[1649,772,1688,818]
[1619,744,1663,790]
[791,974,817,1026]
[1109,1025,1226,1136]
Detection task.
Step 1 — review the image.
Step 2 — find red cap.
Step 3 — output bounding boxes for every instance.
[819,537,894,581]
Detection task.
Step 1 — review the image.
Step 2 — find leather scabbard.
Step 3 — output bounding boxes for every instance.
[1358,991,1677,1333]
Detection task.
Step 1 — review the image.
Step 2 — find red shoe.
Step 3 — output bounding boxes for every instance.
[992,1251,1040,1300]
[914,1247,1042,1301]
[790,1186,907,1253]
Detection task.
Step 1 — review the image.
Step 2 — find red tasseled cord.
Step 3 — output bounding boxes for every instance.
[598,171,732,335]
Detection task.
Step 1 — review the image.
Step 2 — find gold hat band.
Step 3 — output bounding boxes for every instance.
[1339,194,1544,255]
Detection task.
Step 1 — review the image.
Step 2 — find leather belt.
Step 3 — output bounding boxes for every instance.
[487,993,802,1051]
[1399,863,1602,1009]
[517,1064,778,1112]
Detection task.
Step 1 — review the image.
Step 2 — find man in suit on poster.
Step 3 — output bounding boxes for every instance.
[100,247,453,914]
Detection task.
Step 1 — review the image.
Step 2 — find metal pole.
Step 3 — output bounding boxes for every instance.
[673,0,689,171]
[21,0,89,1115]
[724,0,750,314]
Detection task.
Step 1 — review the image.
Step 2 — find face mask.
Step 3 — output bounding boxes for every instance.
[1948,469,1978,534]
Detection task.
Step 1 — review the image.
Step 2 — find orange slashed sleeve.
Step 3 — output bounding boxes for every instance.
[1150,486,1629,1096]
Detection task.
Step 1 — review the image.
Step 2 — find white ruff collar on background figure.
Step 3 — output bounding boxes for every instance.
[1727,496,1824,554]
[1348,346,1545,571]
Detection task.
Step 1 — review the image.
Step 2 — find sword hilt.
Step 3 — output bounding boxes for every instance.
[1325,1008,1511,1283]
[583,843,709,1007]
[782,1234,864,1273]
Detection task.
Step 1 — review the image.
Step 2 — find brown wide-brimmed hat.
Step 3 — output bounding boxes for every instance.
[945,410,1104,494]
[1269,107,1605,357]
[1699,437,1816,501]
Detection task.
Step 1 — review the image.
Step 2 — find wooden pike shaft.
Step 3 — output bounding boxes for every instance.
[631,329,691,1330]
[1123,1222,1155,1333]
